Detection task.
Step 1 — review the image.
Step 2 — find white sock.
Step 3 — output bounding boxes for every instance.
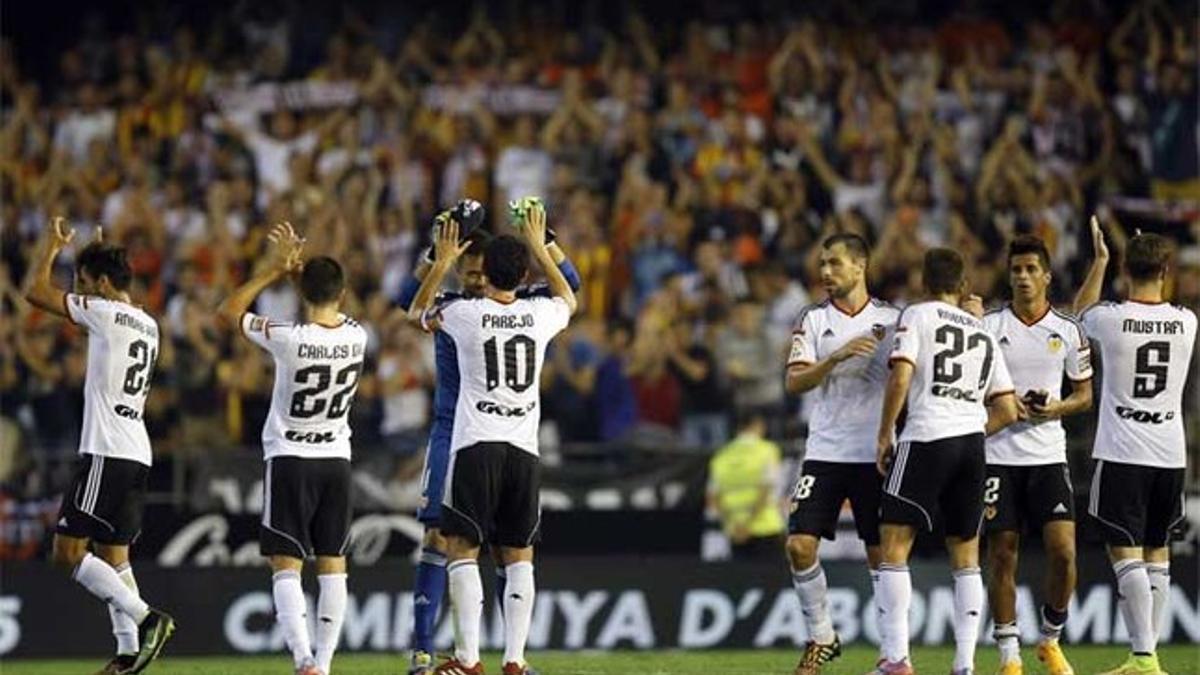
[448,559,483,666]
[791,563,835,644]
[502,561,535,665]
[994,621,1021,665]
[870,569,885,654]
[73,554,150,623]
[1113,559,1154,655]
[952,567,984,671]
[272,570,313,667]
[109,563,140,656]
[877,564,911,662]
[1146,562,1170,644]
[315,573,348,673]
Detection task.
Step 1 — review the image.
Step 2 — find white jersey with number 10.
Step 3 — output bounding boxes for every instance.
[1081,301,1196,469]
[427,296,570,457]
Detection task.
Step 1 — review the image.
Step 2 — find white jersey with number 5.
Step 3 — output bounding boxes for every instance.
[428,296,570,456]
[66,294,159,466]
[889,301,1015,443]
[1080,301,1196,469]
[242,312,368,461]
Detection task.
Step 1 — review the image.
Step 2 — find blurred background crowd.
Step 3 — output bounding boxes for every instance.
[0,0,1197,512]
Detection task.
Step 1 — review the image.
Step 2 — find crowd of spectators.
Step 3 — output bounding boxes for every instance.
[1,1,1197,503]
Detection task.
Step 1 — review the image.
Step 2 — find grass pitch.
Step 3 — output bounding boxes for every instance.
[3,646,1198,674]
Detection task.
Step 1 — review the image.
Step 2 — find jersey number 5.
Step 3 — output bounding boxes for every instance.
[122,339,156,396]
[1133,341,1169,399]
[290,363,363,419]
[483,335,536,393]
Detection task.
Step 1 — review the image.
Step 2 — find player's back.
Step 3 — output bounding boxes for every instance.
[434,295,570,456]
[1081,301,1197,468]
[890,301,1013,443]
[66,293,159,466]
[243,313,368,460]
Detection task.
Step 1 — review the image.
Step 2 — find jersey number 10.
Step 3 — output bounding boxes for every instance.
[483,335,536,393]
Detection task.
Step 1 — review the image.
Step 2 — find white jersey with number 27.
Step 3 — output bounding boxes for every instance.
[889,301,1015,444]
[1081,301,1196,469]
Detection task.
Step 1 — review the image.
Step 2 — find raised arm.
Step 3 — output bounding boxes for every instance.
[22,216,76,319]
[522,203,578,315]
[406,218,470,325]
[216,222,305,330]
[1073,215,1109,314]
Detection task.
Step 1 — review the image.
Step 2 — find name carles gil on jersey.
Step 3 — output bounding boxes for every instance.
[114,312,156,337]
[297,343,365,359]
[1122,319,1186,335]
[482,313,535,329]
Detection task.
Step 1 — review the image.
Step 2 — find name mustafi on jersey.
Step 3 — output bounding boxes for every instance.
[1122,319,1185,334]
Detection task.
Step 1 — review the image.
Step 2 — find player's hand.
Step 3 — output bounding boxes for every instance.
[45,216,75,252]
[961,294,984,319]
[876,436,894,477]
[833,335,878,363]
[266,221,305,275]
[432,216,470,265]
[520,198,547,248]
[1013,395,1031,421]
[1089,215,1109,262]
[1028,397,1061,421]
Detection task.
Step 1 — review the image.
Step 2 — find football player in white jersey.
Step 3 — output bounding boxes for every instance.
[1073,221,1196,675]
[408,205,576,675]
[784,233,899,674]
[981,236,1094,675]
[23,217,175,675]
[873,248,1019,675]
[218,223,368,675]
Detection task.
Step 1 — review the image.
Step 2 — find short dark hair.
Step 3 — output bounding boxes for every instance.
[1124,233,1172,281]
[461,229,494,259]
[822,232,869,260]
[299,256,344,305]
[1007,235,1052,272]
[483,235,529,291]
[76,242,132,291]
[923,247,965,295]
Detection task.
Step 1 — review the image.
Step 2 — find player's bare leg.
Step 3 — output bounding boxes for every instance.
[987,530,1023,673]
[1036,522,1076,675]
[1100,546,1162,675]
[435,536,484,675]
[786,534,842,674]
[497,545,536,675]
[411,528,449,675]
[314,556,348,675]
[868,525,915,675]
[56,534,173,674]
[946,535,984,675]
[270,555,320,675]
